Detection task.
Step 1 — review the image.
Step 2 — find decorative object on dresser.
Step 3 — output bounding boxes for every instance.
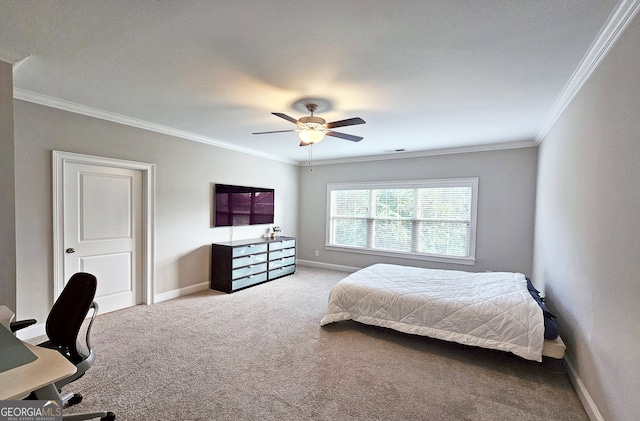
[269,226,282,240]
[210,237,296,293]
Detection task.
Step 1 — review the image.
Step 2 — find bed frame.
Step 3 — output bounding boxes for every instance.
[543,336,566,359]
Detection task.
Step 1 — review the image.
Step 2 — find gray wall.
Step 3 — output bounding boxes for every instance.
[13,100,299,323]
[0,61,17,310]
[533,13,640,421]
[298,147,538,275]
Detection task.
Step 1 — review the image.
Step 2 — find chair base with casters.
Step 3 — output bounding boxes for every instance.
[61,413,116,421]
[29,381,115,421]
[31,386,115,421]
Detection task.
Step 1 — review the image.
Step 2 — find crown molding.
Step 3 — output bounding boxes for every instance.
[14,0,637,167]
[13,88,298,165]
[15,88,534,168]
[304,139,538,167]
[535,0,640,143]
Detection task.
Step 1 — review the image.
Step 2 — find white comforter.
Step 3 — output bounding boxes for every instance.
[320,264,545,361]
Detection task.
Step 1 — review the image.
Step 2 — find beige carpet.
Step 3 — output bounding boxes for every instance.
[55,266,587,420]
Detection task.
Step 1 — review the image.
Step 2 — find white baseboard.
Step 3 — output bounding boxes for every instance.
[15,282,210,340]
[296,259,360,273]
[16,323,47,341]
[564,356,604,421]
[153,281,210,303]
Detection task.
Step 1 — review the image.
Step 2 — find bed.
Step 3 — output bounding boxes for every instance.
[320,264,564,362]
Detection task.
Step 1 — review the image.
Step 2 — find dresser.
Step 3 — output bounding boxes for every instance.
[210,237,296,293]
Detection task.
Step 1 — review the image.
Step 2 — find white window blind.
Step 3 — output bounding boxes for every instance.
[327,178,478,265]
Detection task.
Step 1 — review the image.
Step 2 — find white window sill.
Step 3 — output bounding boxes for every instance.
[324,245,476,266]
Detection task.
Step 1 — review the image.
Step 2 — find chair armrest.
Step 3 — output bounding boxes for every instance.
[10,319,37,333]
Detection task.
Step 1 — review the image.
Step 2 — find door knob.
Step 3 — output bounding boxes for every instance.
[65,248,76,254]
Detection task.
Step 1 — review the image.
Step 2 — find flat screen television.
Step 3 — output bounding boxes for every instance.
[214,184,275,227]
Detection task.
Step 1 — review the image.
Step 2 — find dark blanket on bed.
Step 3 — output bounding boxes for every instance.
[526,277,559,340]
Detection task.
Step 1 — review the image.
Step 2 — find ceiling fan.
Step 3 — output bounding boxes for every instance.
[252,103,365,146]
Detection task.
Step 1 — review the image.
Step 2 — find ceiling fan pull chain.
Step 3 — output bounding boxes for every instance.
[309,143,313,171]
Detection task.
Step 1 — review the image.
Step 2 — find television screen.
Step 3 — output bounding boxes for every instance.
[214,184,275,227]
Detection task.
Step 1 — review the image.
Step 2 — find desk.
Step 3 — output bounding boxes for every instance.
[0,305,15,329]
[0,306,77,400]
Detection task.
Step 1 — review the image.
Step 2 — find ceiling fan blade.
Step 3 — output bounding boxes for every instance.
[251,129,296,135]
[272,112,299,124]
[326,130,363,142]
[325,117,365,129]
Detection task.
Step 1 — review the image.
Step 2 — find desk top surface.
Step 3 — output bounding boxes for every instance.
[0,309,77,400]
[0,325,38,373]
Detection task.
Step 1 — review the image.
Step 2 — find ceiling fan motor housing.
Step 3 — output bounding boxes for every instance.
[298,115,326,130]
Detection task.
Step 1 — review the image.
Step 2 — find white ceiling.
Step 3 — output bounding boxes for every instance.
[0,1,623,164]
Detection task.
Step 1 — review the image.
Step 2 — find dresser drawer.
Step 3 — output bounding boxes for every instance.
[233,243,268,258]
[268,256,295,270]
[232,272,268,291]
[269,239,296,251]
[269,264,295,279]
[232,263,267,279]
[232,253,268,268]
[269,247,295,260]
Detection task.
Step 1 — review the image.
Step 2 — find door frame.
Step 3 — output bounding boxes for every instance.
[52,150,156,306]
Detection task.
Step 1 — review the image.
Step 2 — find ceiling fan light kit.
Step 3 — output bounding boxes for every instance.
[298,128,325,144]
[252,102,365,146]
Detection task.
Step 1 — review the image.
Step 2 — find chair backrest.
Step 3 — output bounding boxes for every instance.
[46,272,97,362]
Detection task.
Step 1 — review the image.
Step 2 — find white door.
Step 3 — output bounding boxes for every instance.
[63,162,143,314]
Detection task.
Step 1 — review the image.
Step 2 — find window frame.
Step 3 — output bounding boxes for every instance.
[325,178,478,265]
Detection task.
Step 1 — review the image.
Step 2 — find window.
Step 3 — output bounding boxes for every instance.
[326,178,478,265]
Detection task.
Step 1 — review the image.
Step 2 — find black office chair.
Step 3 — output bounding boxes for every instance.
[15,272,115,421]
